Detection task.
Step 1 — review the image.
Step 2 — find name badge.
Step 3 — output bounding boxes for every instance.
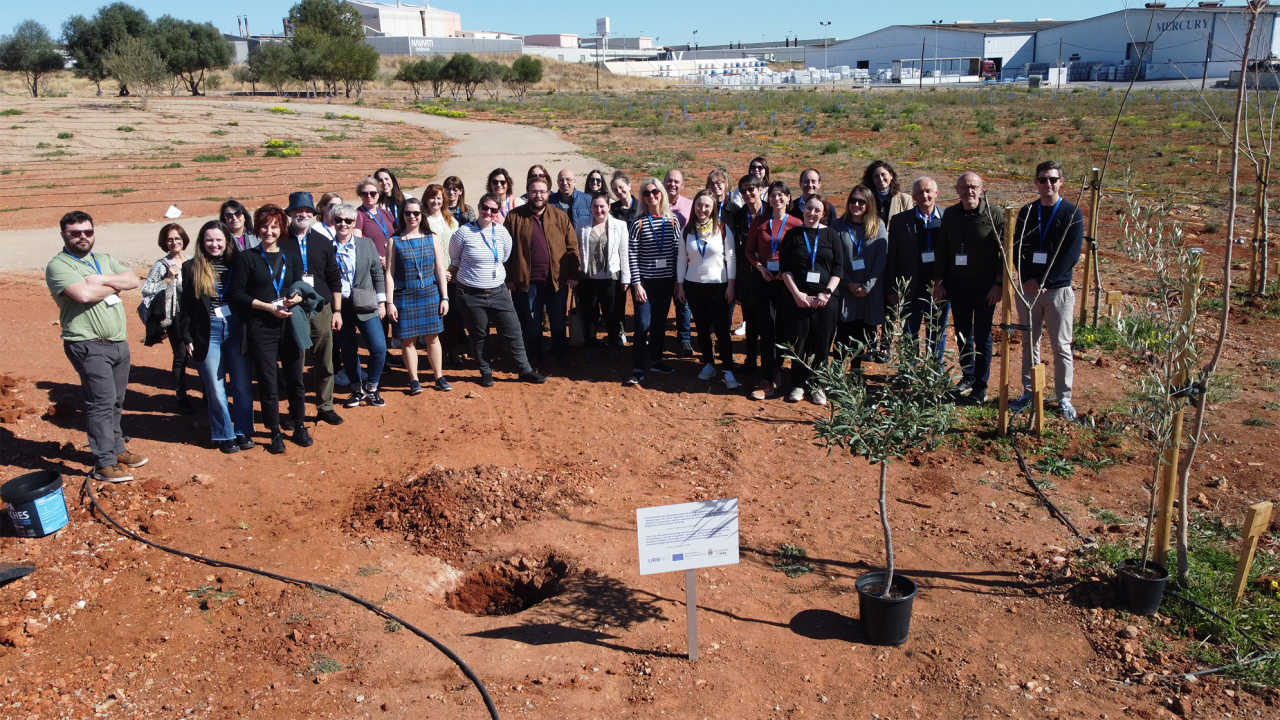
[955,254,969,266]
[103,293,122,306]
[214,304,230,319]
[921,251,936,263]
[341,279,352,295]
[766,260,780,272]
[805,271,821,284]
[654,258,667,269]
[850,258,865,271]
[1032,252,1049,264]
[302,274,315,286]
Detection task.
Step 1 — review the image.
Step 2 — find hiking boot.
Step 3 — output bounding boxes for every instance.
[92,464,133,483]
[293,425,314,447]
[267,429,286,455]
[116,450,148,468]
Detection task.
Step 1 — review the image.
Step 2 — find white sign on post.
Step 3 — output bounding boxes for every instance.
[596,17,610,36]
[636,498,739,661]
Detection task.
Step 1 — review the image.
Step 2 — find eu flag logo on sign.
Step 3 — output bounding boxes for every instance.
[672,553,684,561]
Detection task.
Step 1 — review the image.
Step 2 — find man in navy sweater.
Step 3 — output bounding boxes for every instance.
[550,169,593,233]
[1011,161,1084,421]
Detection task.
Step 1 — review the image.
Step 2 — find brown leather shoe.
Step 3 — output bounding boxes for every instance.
[116,451,149,468]
[92,464,133,483]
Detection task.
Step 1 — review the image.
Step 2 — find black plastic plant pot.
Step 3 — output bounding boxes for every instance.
[855,572,919,646]
[1116,559,1169,616]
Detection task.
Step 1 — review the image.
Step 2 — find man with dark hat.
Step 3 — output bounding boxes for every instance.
[281,191,345,427]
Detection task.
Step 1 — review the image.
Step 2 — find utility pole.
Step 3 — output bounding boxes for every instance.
[1057,39,1063,89]
[919,38,926,89]
[1201,14,1217,91]
[820,21,831,70]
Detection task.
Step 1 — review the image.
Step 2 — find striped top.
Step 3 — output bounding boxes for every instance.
[628,213,682,283]
[449,222,512,289]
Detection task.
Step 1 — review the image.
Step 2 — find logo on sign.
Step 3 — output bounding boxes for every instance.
[672,553,684,561]
[648,557,662,563]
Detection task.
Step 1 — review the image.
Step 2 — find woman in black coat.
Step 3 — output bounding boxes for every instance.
[779,193,844,406]
[226,204,309,454]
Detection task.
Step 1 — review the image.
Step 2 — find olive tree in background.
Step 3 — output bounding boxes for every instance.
[506,55,543,100]
[150,16,232,95]
[62,2,152,95]
[101,35,169,109]
[325,37,378,98]
[442,53,484,101]
[248,41,294,97]
[0,20,65,98]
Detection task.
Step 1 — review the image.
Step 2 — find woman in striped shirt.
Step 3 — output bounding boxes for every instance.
[676,189,737,389]
[626,177,683,386]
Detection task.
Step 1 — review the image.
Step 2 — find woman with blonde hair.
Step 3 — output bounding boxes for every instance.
[832,185,888,367]
[625,177,681,386]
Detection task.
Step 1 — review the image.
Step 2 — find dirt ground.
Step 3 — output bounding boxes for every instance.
[1,91,1279,720]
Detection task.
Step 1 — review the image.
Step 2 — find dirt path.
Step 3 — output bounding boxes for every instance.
[0,98,606,270]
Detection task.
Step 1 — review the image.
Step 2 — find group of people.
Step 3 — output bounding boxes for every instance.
[48,158,1083,482]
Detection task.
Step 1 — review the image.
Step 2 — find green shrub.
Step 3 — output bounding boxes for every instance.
[117,125,134,132]
[56,132,73,139]
[0,109,23,116]
[977,118,996,134]
[266,106,295,115]
[192,154,229,163]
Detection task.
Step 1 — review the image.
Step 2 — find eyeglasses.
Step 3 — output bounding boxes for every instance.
[325,202,342,209]
[167,234,185,243]
[530,173,548,179]
[480,205,501,214]
[849,198,868,206]
[359,190,380,197]
[65,229,95,238]
[404,210,422,217]
[491,179,507,186]
[333,217,356,225]
[643,188,663,197]
[1036,176,1062,185]
[222,210,242,219]
[749,164,765,171]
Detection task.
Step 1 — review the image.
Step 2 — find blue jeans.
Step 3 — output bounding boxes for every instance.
[904,292,948,363]
[632,277,676,370]
[338,308,387,390]
[676,297,692,345]
[191,313,254,442]
[946,276,998,392]
[514,280,568,364]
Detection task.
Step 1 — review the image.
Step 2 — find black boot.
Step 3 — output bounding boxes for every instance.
[267,428,286,454]
[293,423,313,447]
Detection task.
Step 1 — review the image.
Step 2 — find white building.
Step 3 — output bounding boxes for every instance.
[345,0,461,38]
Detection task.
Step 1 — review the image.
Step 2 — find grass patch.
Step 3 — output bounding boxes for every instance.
[194,176,224,182]
[308,654,343,674]
[193,154,229,163]
[818,140,842,155]
[1073,321,1122,352]
[266,106,296,115]
[0,206,31,213]
[116,125,134,132]
[99,188,136,196]
[131,162,182,169]
[384,619,403,633]
[356,565,382,577]
[418,104,465,119]
[263,138,302,157]
[771,544,813,578]
[226,120,238,126]
[84,174,119,179]
[1033,456,1075,477]
[210,129,227,136]
[0,109,23,116]
[1243,416,1275,427]
[56,132,73,139]
[1088,507,1126,525]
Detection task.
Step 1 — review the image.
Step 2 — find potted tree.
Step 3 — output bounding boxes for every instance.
[799,289,956,645]
[1112,195,1205,615]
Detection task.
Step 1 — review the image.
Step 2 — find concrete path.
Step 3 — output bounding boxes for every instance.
[0,99,608,270]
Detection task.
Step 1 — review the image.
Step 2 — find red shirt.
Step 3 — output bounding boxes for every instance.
[528,213,551,283]
[746,213,802,269]
[355,205,395,260]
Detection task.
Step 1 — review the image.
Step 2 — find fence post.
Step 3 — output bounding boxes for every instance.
[1232,502,1274,607]
[999,206,1017,436]
[1080,168,1101,325]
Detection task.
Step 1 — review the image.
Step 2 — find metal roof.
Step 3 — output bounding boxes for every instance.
[902,21,1073,34]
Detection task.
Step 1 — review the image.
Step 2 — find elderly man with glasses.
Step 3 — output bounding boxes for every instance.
[1011,160,1085,421]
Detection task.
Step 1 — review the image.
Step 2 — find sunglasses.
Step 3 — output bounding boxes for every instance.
[848,198,868,206]
[749,164,765,171]
[359,190,380,197]
[480,205,501,214]
[643,188,663,197]
[404,210,422,217]
[491,179,507,186]
[1036,176,1062,185]
[530,173,548,179]
[222,210,242,219]
[65,229,95,238]
[333,218,356,225]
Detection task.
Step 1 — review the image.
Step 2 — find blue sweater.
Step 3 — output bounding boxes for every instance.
[549,189,593,233]
[1015,198,1084,290]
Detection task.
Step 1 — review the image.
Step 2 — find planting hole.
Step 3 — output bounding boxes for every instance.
[447,553,571,616]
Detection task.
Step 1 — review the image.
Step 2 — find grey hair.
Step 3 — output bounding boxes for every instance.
[913,176,938,192]
[333,202,359,221]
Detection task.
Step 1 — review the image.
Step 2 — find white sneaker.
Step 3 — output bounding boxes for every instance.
[810,388,827,406]
[697,363,717,381]
[733,321,747,337]
[786,387,805,403]
[1009,391,1033,411]
[723,371,739,389]
[1060,400,1078,422]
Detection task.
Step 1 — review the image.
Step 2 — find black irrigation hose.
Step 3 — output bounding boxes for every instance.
[81,478,501,720]
[1005,407,1091,544]
[1165,589,1267,652]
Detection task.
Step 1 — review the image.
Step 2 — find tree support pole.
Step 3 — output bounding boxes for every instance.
[998,207,1016,436]
[1080,168,1101,325]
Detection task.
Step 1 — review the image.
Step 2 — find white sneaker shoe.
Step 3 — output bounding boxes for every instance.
[786,387,805,403]
[810,388,827,406]
[697,363,717,381]
[1060,400,1078,422]
[723,370,739,389]
[733,321,747,337]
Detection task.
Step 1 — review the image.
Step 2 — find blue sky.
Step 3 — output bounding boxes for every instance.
[15,1,1137,43]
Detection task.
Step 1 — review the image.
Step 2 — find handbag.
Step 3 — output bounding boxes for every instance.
[351,287,379,314]
[568,293,585,346]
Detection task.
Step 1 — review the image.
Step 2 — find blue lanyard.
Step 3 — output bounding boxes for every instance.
[62,249,101,273]
[336,241,354,281]
[803,228,820,268]
[217,266,233,301]
[452,206,464,223]
[1037,199,1062,249]
[645,215,668,254]
[693,229,709,259]
[365,207,390,238]
[297,232,308,273]
[851,226,865,258]
[768,217,787,258]
[915,208,938,251]
[257,248,286,298]
[480,224,501,265]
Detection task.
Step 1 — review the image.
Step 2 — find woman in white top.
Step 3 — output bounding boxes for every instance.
[675,189,738,389]
[576,194,630,362]
[142,223,194,413]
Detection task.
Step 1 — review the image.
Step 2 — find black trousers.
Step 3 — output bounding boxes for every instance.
[752,275,788,374]
[245,317,305,430]
[166,326,191,398]
[458,284,534,375]
[684,281,734,368]
[575,278,618,346]
[836,319,879,369]
[611,281,629,339]
[783,298,839,389]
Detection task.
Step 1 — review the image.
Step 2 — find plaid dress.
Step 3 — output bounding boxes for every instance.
[390,234,443,338]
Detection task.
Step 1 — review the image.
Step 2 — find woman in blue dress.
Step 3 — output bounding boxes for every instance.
[385,198,451,394]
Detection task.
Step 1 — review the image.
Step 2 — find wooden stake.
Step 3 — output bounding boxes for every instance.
[1231,502,1273,607]
[998,206,1017,436]
[1250,156,1269,292]
[1153,250,1204,567]
[1080,168,1101,325]
[1217,148,1223,174]
[1106,290,1123,324]
[1031,364,1046,436]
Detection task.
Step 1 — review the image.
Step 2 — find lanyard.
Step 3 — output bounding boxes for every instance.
[915,208,938,251]
[257,248,286,298]
[452,205,464,223]
[768,217,787,258]
[802,228,820,268]
[645,215,668,254]
[694,229,709,259]
[217,266,233,301]
[364,207,390,239]
[336,241,354,282]
[297,232,309,273]
[316,222,330,239]
[851,226,865,258]
[480,224,501,265]
[1037,198,1062,249]
[62,249,101,273]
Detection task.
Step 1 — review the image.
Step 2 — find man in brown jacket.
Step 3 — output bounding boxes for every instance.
[504,177,581,369]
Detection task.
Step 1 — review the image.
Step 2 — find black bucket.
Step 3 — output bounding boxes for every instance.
[855,572,918,646]
[1,471,69,538]
[1116,559,1168,616]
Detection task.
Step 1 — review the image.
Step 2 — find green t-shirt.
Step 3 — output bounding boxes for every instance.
[46,250,130,343]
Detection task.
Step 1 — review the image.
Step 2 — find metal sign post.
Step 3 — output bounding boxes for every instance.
[637,498,739,661]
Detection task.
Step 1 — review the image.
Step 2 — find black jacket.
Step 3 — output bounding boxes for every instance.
[227,247,305,325]
[610,196,641,233]
[729,202,766,299]
[935,199,1006,285]
[884,207,942,299]
[178,260,215,361]
[1015,198,1085,289]
[280,228,342,303]
[787,196,839,225]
